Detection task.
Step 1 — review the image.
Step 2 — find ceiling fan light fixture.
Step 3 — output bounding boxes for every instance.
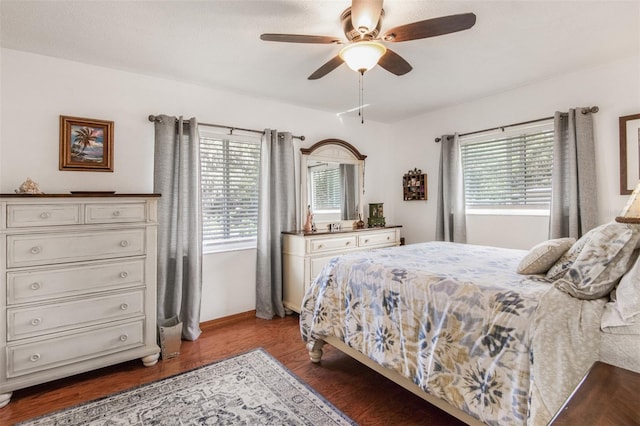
[339,41,387,73]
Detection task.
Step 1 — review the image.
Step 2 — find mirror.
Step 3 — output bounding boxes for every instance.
[300,139,366,230]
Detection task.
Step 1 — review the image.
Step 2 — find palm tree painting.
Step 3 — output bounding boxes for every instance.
[60,116,114,172]
[70,125,104,163]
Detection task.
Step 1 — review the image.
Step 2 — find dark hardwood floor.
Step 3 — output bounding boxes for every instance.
[1,313,465,425]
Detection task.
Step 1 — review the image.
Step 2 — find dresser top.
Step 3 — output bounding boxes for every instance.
[283,225,402,237]
[0,193,161,198]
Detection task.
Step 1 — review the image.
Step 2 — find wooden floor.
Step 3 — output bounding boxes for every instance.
[1,313,465,425]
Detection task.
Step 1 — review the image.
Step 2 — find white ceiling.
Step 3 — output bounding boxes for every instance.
[1,1,639,123]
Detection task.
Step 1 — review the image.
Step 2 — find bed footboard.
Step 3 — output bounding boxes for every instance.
[314,336,485,426]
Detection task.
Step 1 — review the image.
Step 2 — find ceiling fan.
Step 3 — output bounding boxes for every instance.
[260,0,476,80]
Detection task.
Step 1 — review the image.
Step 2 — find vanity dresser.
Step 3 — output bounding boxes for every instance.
[282,226,402,313]
[0,193,161,407]
[282,138,402,313]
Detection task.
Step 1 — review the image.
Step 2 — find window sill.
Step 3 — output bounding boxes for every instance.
[204,244,257,255]
[466,209,550,217]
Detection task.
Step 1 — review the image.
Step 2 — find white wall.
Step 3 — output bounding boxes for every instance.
[391,55,640,250]
[0,48,395,321]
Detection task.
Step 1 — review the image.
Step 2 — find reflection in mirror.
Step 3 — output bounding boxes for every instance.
[308,161,359,222]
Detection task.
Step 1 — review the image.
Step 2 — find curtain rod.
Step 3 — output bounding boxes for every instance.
[148,115,305,141]
[434,106,599,143]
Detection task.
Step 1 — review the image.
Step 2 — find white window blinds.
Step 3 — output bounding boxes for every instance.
[200,132,261,251]
[310,166,341,212]
[460,120,554,210]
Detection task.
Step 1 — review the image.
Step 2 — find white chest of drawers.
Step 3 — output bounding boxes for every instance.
[282,226,402,313]
[0,194,161,407]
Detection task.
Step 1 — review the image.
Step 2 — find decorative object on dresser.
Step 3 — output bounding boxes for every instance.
[14,178,43,195]
[282,226,401,313]
[403,168,427,200]
[367,202,385,227]
[0,193,161,407]
[619,113,640,195]
[59,115,114,172]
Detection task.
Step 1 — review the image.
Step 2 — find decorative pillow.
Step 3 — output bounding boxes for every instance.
[554,222,640,300]
[545,230,595,280]
[517,238,575,275]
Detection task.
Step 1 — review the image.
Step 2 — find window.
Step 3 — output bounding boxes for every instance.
[200,131,261,252]
[460,121,554,214]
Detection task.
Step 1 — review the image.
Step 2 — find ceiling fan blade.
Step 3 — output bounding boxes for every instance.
[308,55,344,80]
[377,49,412,76]
[351,0,383,33]
[383,13,476,42]
[260,34,341,44]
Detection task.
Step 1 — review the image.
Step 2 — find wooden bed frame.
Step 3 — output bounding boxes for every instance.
[307,337,485,426]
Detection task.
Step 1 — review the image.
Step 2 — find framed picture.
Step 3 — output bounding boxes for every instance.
[620,113,640,195]
[59,115,114,172]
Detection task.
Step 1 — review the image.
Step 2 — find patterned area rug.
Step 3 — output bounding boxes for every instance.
[19,348,355,425]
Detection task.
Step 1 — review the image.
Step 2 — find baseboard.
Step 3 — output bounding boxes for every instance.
[200,310,257,331]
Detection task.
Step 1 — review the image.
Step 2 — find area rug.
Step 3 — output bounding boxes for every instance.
[19,348,355,425]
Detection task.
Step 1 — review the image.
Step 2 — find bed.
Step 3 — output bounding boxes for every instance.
[299,221,640,426]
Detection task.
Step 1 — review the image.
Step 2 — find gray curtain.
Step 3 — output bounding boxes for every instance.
[436,133,467,242]
[340,164,357,220]
[549,108,598,239]
[153,115,203,340]
[256,130,299,319]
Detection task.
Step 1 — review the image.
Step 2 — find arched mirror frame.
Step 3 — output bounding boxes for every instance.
[300,139,366,230]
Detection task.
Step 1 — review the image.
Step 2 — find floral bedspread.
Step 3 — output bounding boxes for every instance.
[300,242,603,426]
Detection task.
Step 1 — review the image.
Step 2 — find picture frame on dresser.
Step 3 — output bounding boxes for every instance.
[619,113,640,195]
[59,115,114,172]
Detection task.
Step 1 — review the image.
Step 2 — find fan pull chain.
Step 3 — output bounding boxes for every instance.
[359,70,365,124]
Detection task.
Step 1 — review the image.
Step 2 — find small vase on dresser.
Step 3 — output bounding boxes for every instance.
[0,193,161,407]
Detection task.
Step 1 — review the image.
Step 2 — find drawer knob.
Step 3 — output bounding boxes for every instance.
[29,354,41,362]
[119,240,129,247]
[387,236,390,240]
[120,303,129,311]
[30,282,42,291]
[31,318,42,326]
[112,210,121,217]
[30,246,41,255]
[318,244,323,248]
[119,271,129,279]
[345,241,351,245]
[364,239,369,243]
[39,212,50,219]
[119,334,128,342]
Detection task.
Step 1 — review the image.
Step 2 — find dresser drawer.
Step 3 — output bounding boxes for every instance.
[7,290,144,341]
[310,255,337,283]
[6,320,145,378]
[6,204,81,228]
[358,231,397,248]
[6,259,145,304]
[7,229,146,268]
[85,203,147,224]
[309,236,357,254]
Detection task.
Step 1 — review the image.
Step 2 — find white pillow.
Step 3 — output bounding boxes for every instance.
[517,238,575,275]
